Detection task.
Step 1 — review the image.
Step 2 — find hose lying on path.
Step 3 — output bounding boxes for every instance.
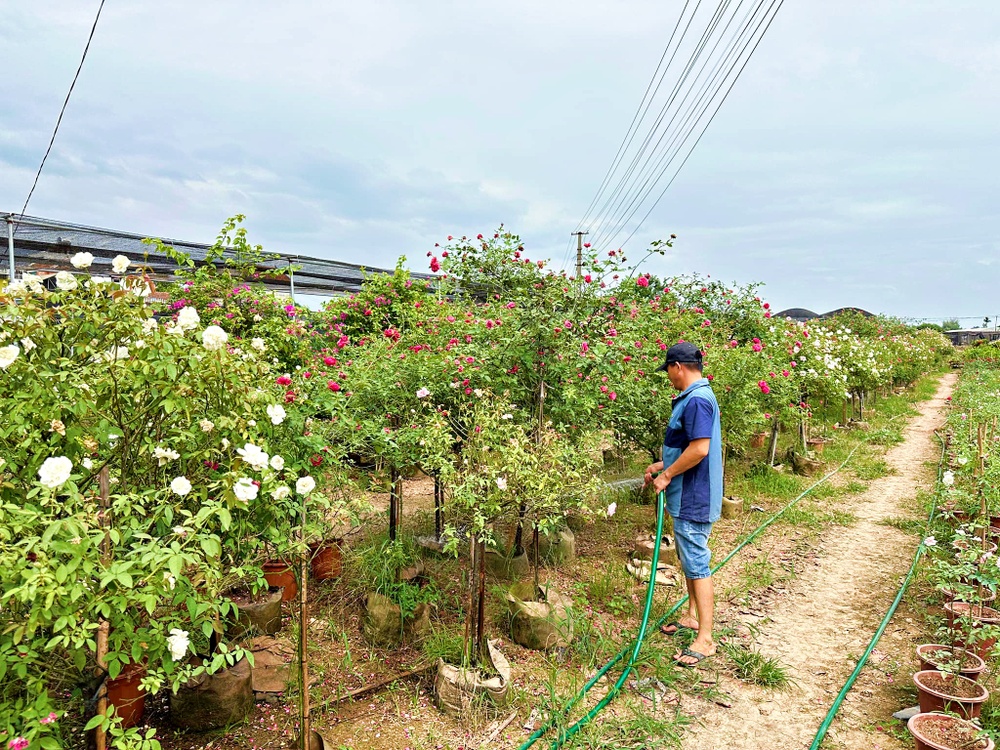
[807,431,945,750]
[520,441,867,750]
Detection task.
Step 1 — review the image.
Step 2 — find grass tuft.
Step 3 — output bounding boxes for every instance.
[722,643,791,688]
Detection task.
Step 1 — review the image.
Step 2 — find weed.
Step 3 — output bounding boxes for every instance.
[421,625,465,665]
[844,480,867,493]
[879,517,924,534]
[722,643,791,688]
[853,458,894,480]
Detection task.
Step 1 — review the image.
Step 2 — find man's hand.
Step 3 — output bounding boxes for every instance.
[652,471,672,494]
[643,462,664,486]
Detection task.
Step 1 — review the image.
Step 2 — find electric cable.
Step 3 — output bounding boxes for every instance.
[14,0,107,234]
[582,0,732,241]
[600,0,784,252]
[588,0,765,250]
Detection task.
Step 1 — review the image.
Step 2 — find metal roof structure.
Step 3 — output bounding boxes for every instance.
[1,213,428,296]
[776,306,875,322]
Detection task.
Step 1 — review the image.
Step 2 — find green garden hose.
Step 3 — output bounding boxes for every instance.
[520,442,866,750]
[807,431,945,750]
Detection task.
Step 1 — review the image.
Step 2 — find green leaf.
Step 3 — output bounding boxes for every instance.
[85,714,106,731]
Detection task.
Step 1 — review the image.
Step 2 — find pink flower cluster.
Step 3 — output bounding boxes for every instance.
[8,738,29,750]
[758,380,771,395]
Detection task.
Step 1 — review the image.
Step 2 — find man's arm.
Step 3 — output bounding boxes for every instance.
[652,438,710,493]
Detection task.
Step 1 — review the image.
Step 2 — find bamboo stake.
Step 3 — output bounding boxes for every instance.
[95,467,111,750]
[463,535,475,666]
[299,499,311,749]
[476,539,487,665]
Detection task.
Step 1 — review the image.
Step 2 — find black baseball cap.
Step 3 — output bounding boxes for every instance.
[655,342,702,372]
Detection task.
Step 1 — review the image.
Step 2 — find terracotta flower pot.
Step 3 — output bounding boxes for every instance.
[105,662,147,728]
[262,560,297,602]
[908,712,993,750]
[750,432,768,449]
[913,671,988,720]
[806,437,828,453]
[309,541,342,581]
[943,601,1000,659]
[951,539,998,556]
[916,645,986,681]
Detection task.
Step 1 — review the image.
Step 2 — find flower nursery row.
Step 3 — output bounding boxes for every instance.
[0,218,950,749]
[903,355,1000,750]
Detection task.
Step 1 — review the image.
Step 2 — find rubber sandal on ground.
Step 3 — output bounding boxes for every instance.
[674,648,713,668]
[659,621,696,636]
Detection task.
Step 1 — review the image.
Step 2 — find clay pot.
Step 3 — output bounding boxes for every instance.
[309,541,342,580]
[750,432,768,449]
[262,560,297,602]
[105,662,146,729]
[944,601,1000,659]
[916,645,986,682]
[913,671,988,720]
[951,539,998,556]
[908,712,993,750]
[806,437,828,453]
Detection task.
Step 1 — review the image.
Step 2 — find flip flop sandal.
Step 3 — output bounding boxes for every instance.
[659,621,696,636]
[675,648,713,668]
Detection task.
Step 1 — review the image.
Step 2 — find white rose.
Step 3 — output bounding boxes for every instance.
[199,419,214,433]
[111,255,130,274]
[271,485,290,500]
[20,338,36,352]
[55,271,78,291]
[233,477,259,502]
[166,628,190,661]
[38,456,73,489]
[251,337,266,351]
[171,476,192,496]
[942,471,955,487]
[496,477,508,491]
[4,280,27,296]
[221,438,230,450]
[164,572,176,590]
[237,443,269,471]
[176,306,200,331]
[0,345,19,369]
[607,502,617,517]
[202,325,229,352]
[266,404,286,425]
[296,476,316,495]
[142,318,158,334]
[154,446,180,466]
[269,455,285,471]
[70,251,95,269]
[173,525,188,536]
[82,457,94,470]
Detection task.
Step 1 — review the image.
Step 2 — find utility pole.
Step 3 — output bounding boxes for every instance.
[571,231,588,278]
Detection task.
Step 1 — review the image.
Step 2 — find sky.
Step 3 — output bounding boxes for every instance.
[1,1,997,323]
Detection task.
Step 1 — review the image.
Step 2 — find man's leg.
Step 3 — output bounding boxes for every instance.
[677,575,716,664]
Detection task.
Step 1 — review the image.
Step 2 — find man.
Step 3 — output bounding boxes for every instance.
[643,341,723,667]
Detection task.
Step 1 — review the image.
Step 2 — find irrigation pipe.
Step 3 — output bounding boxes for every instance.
[807,430,945,750]
[520,440,867,750]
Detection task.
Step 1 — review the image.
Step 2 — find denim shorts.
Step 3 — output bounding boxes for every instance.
[672,517,714,579]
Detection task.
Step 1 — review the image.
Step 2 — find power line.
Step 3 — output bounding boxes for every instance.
[583,0,730,242]
[588,0,761,249]
[599,0,782,251]
[573,0,785,253]
[14,0,107,233]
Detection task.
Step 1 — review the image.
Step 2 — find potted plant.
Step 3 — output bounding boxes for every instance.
[908,712,993,750]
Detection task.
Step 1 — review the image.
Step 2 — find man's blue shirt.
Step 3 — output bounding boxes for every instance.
[661,378,723,523]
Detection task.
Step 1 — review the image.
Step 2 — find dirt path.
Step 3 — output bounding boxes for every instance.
[681,375,956,750]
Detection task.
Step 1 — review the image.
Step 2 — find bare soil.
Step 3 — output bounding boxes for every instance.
[681,374,956,749]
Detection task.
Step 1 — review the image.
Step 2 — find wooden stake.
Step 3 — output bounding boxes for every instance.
[95,467,111,750]
[299,500,311,749]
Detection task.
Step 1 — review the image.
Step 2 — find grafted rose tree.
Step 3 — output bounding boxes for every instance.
[430,229,627,556]
[0,276,274,748]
